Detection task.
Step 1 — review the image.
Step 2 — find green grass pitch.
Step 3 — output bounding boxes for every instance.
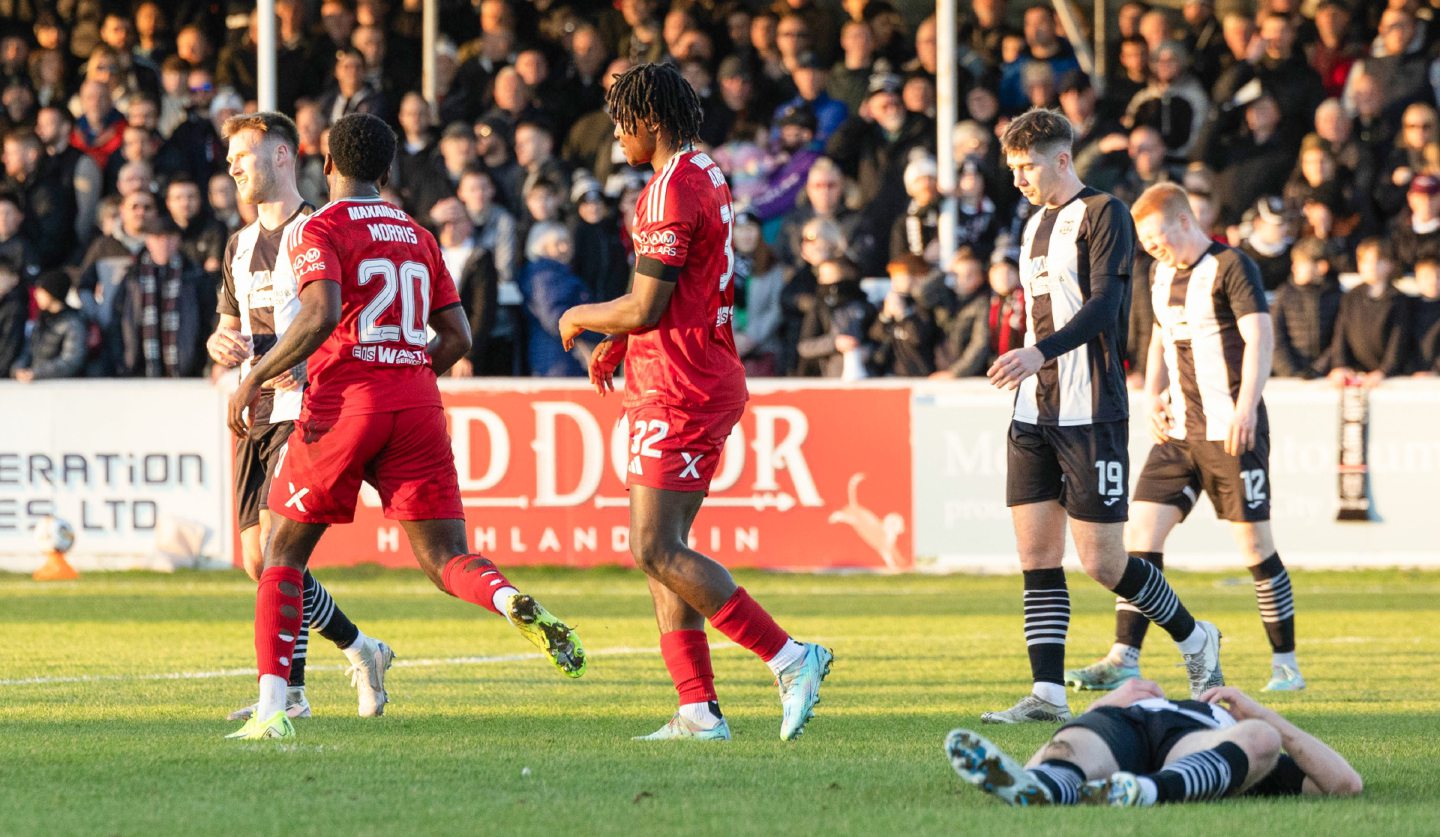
[3,566,1438,836]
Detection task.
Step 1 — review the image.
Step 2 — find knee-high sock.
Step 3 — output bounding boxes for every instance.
[1024,568,1069,687]
[1249,554,1295,654]
[303,570,361,649]
[441,554,517,616]
[1145,742,1249,803]
[1110,556,1197,643]
[660,630,718,705]
[255,566,304,682]
[1029,759,1085,805]
[1115,552,1162,652]
[708,587,790,662]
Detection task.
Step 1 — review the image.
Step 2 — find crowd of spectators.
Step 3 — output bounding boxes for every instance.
[1,0,1438,385]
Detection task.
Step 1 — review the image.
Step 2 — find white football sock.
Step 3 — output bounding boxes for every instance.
[1109,643,1142,668]
[493,586,520,618]
[677,701,723,728]
[1032,681,1068,707]
[1136,776,1159,806]
[1272,651,1298,669]
[342,630,371,663]
[765,639,805,676]
[257,674,288,720]
[1176,625,1206,655]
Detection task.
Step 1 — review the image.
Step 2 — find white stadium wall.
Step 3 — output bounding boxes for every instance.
[2,379,1438,573]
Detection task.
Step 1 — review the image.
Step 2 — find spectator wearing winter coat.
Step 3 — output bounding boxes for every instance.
[431,197,500,377]
[108,215,207,378]
[1323,238,1412,386]
[869,254,939,377]
[0,255,27,377]
[1272,238,1342,379]
[731,211,785,376]
[796,256,876,378]
[13,270,88,381]
[517,222,596,377]
[930,248,992,379]
[1409,256,1440,377]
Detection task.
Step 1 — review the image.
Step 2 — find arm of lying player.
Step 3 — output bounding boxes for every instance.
[227,281,340,437]
[426,302,472,376]
[558,259,677,349]
[1083,677,1167,711]
[1201,686,1363,797]
[1228,312,1273,455]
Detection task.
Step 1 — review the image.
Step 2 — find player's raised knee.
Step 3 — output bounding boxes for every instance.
[1234,718,1283,770]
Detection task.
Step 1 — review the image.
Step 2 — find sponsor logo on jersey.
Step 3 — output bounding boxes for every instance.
[351,345,429,366]
[715,305,733,327]
[633,230,677,247]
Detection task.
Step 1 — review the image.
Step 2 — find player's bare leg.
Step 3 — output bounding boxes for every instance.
[629,485,832,740]
[1230,521,1302,690]
[1067,501,1182,692]
[403,518,585,677]
[1083,719,1282,805]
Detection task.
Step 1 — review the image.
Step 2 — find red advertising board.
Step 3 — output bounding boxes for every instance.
[308,383,913,572]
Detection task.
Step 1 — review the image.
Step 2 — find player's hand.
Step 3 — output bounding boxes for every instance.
[1088,677,1165,710]
[1200,685,1270,722]
[559,309,585,351]
[265,362,306,391]
[227,376,261,437]
[588,334,627,395]
[1225,405,1258,456]
[987,346,1044,390]
[207,326,252,367]
[1148,395,1174,444]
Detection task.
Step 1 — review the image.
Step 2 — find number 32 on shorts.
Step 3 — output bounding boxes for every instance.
[631,419,670,458]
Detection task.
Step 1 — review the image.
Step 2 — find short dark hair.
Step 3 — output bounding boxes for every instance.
[328,112,396,183]
[1355,237,1393,264]
[1000,107,1074,156]
[164,174,199,195]
[222,111,300,154]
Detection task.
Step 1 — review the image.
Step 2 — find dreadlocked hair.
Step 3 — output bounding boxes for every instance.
[605,62,703,149]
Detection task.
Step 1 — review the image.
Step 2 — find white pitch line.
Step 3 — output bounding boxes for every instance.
[0,644,736,687]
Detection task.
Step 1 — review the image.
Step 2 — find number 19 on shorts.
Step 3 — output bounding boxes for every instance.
[1096,459,1125,498]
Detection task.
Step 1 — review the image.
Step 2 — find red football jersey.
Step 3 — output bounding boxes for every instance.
[285,197,461,423]
[625,150,748,411]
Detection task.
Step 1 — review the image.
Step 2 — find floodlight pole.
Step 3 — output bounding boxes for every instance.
[257,0,277,112]
[937,0,958,268]
[423,0,439,119]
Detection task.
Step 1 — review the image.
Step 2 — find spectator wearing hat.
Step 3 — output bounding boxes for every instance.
[1392,174,1440,275]
[891,155,941,264]
[771,51,848,148]
[1411,256,1440,376]
[1240,196,1296,292]
[1193,87,1295,227]
[1323,238,1412,387]
[107,213,207,378]
[12,269,88,382]
[828,19,876,115]
[825,71,934,273]
[566,174,627,304]
[430,196,500,378]
[752,105,822,224]
[0,255,27,378]
[999,6,1081,114]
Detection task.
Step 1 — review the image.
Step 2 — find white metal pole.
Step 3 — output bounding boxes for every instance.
[423,0,438,120]
[257,0,277,112]
[936,0,957,269]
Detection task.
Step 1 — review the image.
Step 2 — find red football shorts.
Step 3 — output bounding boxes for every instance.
[624,403,745,493]
[267,406,464,524]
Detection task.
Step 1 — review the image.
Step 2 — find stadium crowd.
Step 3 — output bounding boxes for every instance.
[1,0,1438,383]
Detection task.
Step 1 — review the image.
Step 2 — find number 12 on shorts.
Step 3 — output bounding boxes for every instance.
[1096,459,1125,497]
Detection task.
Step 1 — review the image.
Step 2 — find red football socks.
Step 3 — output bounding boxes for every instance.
[442,554,515,615]
[255,566,304,680]
[709,587,790,662]
[660,630,717,704]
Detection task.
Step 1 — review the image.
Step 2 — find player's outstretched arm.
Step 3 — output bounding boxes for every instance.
[426,303,472,376]
[226,281,340,436]
[558,263,677,349]
[1201,686,1363,797]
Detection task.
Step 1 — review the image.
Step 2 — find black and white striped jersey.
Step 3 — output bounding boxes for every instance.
[218,205,313,425]
[1150,242,1268,442]
[1127,696,1237,729]
[1014,187,1134,426]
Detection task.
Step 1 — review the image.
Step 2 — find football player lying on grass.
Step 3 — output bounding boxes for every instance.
[946,677,1362,806]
